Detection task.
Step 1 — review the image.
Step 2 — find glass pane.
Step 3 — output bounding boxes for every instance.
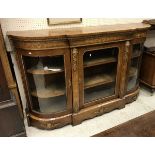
[127,57,139,91]
[127,43,142,92]
[23,55,67,114]
[132,44,141,58]
[83,47,118,104]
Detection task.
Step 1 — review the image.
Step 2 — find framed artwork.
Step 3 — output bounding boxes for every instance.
[47,18,82,25]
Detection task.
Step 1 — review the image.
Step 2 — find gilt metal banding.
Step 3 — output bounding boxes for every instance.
[72,48,78,72]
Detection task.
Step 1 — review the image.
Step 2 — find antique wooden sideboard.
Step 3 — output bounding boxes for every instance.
[0,25,26,136]
[8,23,150,130]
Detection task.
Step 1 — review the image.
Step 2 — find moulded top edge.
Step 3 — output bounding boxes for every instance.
[7,23,150,40]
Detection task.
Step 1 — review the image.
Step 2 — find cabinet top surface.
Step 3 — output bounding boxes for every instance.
[7,23,150,40]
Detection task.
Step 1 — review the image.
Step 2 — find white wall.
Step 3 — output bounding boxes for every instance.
[0,18,144,115]
[0,18,144,51]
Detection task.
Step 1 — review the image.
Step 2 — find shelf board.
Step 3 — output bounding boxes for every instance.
[27,67,64,75]
[84,73,115,89]
[31,86,65,98]
[129,67,137,77]
[84,67,137,90]
[132,51,141,59]
[84,57,117,68]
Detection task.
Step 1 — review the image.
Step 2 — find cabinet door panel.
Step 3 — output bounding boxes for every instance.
[79,45,121,108]
[127,43,143,92]
[20,50,72,116]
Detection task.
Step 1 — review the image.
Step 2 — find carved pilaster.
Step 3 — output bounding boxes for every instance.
[71,48,79,113]
[125,41,130,62]
[119,41,131,98]
[40,122,61,129]
[72,48,78,72]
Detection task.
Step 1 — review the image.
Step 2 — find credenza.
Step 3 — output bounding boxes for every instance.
[8,23,150,130]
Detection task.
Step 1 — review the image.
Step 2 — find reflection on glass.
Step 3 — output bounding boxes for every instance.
[127,43,141,92]
[127,58,139,91]
[132,44,142,58]
[23,56,66,114]
[83,47,118,104]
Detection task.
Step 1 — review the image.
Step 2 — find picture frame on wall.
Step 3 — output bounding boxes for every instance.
[47,18,82,25]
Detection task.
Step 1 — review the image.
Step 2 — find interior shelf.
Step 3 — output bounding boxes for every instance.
[129,67,137,77]
[31,86,65,98]
[27,67,64,75]
[132,50,141,59]
[84,73,115,89]
[84,56,117,68]
[84,67,137,90]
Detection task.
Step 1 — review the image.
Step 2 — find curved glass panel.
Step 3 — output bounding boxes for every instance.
[23,55,67,114]
[127,43,142,92]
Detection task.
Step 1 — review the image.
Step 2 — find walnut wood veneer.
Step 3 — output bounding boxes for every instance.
[8,23,150,130]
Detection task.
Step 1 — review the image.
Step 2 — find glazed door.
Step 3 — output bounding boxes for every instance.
[78,44,122,108]
[19,49,72,116]
[126,42,143,93]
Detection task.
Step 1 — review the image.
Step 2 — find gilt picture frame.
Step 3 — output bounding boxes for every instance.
[47,18,82,25]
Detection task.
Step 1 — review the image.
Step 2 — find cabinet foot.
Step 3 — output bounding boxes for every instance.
[72,122,82,126]
[72,117,82,126]
[118,104,125,110]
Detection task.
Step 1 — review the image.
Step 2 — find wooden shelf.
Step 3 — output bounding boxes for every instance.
[31,86,65,98]
[132,51,141,59]
[84,57,117,68]
[84,73,115,89]
[27,67,64,75]
[129,67,137,77]
[84,67,137,90]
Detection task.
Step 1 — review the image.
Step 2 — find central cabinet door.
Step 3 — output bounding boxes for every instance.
[79,44,122,108]
[20,49,72,116]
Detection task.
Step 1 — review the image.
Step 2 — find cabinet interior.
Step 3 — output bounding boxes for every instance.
[23,55,67,114]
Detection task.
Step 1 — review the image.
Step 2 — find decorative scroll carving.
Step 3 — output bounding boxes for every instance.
[72,48,78,72]
[134,32,147,38]
[12,39,69,50]
[72,48,79,113]
[69,32,133,48]
[40,122,61,129]
[125,41,130,62]
[119,41,131,98]
[94,107,110,116]
[127,94,138,104]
